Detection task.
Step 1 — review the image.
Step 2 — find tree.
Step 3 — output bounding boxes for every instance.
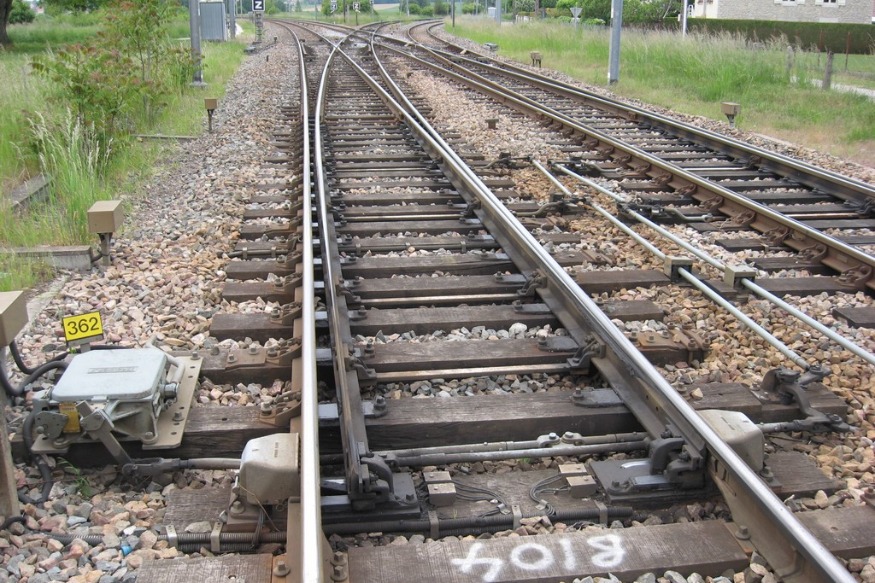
[44,0,109,11]
[9,0,34,24]
[1,0,13,46]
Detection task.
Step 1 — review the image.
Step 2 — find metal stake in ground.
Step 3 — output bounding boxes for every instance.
[608,0,623,84]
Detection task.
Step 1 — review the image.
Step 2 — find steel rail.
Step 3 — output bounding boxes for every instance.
[372,39,875,292]
[419,22,875,206]
[314,40,374,507]
[552,162,875,368]
[291,27,324,583]
[357,36,856,583]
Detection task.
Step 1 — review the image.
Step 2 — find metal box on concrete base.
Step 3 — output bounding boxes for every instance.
[87,201,123,234]
[0,291,27,346]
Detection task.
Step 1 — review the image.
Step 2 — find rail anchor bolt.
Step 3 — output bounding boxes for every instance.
[273,558,290,577]
[330,563,348,582]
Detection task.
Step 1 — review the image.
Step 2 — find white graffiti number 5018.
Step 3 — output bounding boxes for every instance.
[450,534,625,582]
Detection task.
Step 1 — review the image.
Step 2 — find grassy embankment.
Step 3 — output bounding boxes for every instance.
[447,18,875,167]
[0,14,251,292]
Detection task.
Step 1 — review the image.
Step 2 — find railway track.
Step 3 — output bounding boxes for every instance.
[4,19,875,583]
[211,21,872,583]
[385,23,875,294]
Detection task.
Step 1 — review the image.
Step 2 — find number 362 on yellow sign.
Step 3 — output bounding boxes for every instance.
[62,311,104,343]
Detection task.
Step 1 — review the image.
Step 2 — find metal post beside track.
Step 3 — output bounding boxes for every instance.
[608,0,623,84]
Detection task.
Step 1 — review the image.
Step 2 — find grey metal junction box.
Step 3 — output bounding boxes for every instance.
[200,1,227,42]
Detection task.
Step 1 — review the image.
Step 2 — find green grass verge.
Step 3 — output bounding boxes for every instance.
[6,13,102,54]
[447,18,875,166]
[0,26,249,292]
[0,55,47,193]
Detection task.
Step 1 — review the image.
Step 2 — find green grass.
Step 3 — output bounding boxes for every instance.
[150,40,248,136]
[0,19,250,292]
[0,254,54,292]
[447,18,875,166]
[6,14,102,53]
[0,56,46,193]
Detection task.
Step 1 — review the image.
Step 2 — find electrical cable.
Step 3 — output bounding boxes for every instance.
[251,507,265,550]
[8,341,70,375]
[18,413,53,505]
[4,360,68,399]
[528,474,570,517]
[0,347,16,397]
[8,341,37,375]
[452,481,510,517]
[0,514,25,531]
[15,362,69,504]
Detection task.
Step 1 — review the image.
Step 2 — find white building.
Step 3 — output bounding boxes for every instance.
[691,0,872,24]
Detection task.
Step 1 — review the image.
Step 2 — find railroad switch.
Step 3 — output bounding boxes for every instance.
[567,337,606,374]
[239,433,301,504]
[424,470,456,507]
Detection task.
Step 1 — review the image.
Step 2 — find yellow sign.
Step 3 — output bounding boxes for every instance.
[62,311,104,343]
[58,402,81,433]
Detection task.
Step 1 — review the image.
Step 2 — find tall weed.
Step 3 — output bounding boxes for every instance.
[0,57,43,189]
[32,110,112,240]
[0,110,112,247]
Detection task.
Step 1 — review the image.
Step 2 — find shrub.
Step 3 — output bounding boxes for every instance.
[420,4,433,15]
[31,45,142,141]
[687,18,875,55]
[9,0,37,24]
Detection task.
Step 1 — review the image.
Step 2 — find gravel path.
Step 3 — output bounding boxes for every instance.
[1,31,297,583]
